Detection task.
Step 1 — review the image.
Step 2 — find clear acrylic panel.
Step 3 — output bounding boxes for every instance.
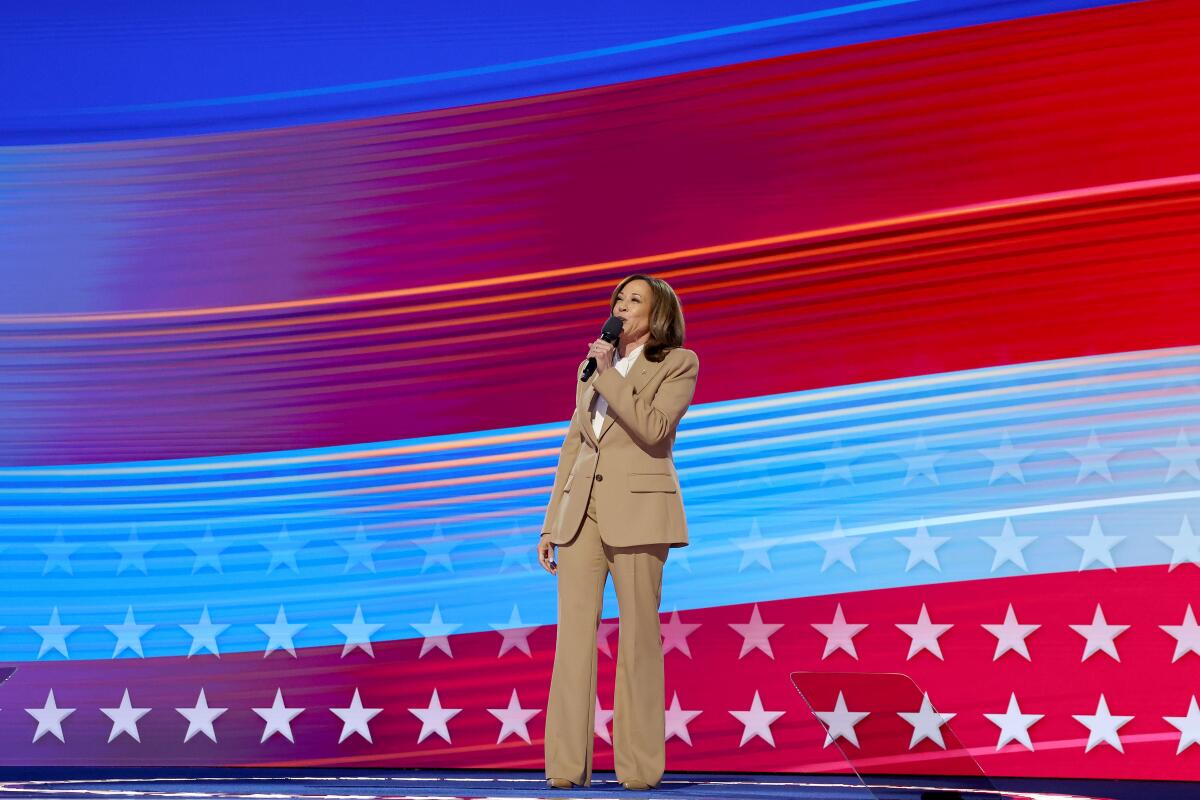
[791,670,1003,800]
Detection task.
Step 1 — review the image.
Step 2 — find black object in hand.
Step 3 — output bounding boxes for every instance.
[580,315,624,382]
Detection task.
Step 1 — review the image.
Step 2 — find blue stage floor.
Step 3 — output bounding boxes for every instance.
[0,770,1195,800]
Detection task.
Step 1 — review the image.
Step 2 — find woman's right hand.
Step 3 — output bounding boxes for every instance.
[537,536,557,576]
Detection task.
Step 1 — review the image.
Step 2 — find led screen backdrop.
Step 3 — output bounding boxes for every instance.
[3,0,1200,781]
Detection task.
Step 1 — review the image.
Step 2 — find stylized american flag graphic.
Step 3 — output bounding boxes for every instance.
[2,0,1199,784]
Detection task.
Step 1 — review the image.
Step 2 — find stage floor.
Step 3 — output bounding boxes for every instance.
[0,771,1194,800]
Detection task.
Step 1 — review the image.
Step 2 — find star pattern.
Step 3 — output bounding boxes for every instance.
[331,688,382,744]
[333,605,384,658]
[1157,516,1200,570]
[660,609,701,658]
[813,604,868,660]
[984,693,1043,751]
[733,518,781,572]
[895,519,949,572]
[490,605,538,657]
[896,604,953,660]
[1069,604,1129,662]
[1068,516,1123,571]
[410,688,461,744]
[814,691,869,748]
[817,518,864,573]
[729,691,785,747]
[664,691,703,745]
[412,605,461,658]
[486,689,540,744]
[728,604,783,659]
[981,518,1036,572]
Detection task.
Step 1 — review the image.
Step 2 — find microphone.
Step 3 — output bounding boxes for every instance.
[580,315,624,382]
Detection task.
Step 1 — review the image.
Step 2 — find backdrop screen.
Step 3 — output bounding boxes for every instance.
[2,0,1199,781]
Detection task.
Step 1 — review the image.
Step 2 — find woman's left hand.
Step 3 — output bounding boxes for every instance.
[588,338,615,375]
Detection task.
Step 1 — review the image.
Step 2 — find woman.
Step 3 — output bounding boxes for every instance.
[536,274,699,791]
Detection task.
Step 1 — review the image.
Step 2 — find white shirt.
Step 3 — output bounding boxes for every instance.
[591,342,644,438]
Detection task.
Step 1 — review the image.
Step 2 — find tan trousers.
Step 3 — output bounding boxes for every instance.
[544,489,669,787]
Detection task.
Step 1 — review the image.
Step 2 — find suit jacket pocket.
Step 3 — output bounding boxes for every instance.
[628,472,677,493]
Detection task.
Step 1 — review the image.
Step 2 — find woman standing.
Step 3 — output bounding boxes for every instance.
[537,274,699,791]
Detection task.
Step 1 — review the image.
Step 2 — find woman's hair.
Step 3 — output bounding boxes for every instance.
[609,273,685,363]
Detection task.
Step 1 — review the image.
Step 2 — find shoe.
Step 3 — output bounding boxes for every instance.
[621,780,655,790]
[546,778,576,789]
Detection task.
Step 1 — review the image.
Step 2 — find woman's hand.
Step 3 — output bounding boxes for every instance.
[588,338,615,375]
[537,536,558,576]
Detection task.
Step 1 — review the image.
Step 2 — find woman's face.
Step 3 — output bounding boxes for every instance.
[613,279,653,341]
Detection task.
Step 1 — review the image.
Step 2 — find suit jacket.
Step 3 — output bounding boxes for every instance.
[540,345,699,548]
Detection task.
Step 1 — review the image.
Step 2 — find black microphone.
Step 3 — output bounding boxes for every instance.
[580,315,624,382]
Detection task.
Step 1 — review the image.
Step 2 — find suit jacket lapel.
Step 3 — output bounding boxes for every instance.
[596,348,671,443]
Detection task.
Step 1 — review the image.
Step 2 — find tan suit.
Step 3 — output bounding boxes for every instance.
[540,346,699,787]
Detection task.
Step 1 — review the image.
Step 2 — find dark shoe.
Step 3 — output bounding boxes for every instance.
[621,780,655,790]
[546,778,576,789]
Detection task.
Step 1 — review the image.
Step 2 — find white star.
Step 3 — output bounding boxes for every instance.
[256,605,307,658]
[818,518,864,573]
[490,605,537,657]
[898,693,957,749]
[902,435,945,486]
[412,605,461,658]
[412,523,459,573]
[106,606,154,658]
[1068,516,1123,571]
[1165,696,1200,754]
[1069,604,1129,662]
[979,430,1035,484]
[817,440,857,485]
[263,524,301,574]
[1072,694,1132,753]
[498,541,534,573]
[661,609,701,658]
[181,605,230,657]
[894,519,949,572]
[333,604,384,658]
[1157,429,1200,482]
[112,526,153,575]
[984,693,1044,751]
[729,691,785,747]
[337,524,381,573]
[813,604,868,660]
[594,697,614,744]
[597,621,619,659]
[982,605,1040,661]
[733,518,782,572]
[814,691,870,748]
[39,528,78,576]
[1157,516,1200,570]
[26,689,75,743]
[729,604,783,659]
[896,604,953,660]
[100,689,151,743]
[981,518,1035,572]
[252,688,304,743]
[1068,430,1117,483]
[410,688,461,744]
[331,688,383,744]
[32,607,78,659]
[487,689,540,744]
[665,546,692,573]
[188,525,226,574]
[664,691,703,745]
[176,688,227,743]
[1160,605,1200,662]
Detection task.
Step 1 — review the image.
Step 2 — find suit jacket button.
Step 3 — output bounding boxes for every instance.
[595,474,603,482]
